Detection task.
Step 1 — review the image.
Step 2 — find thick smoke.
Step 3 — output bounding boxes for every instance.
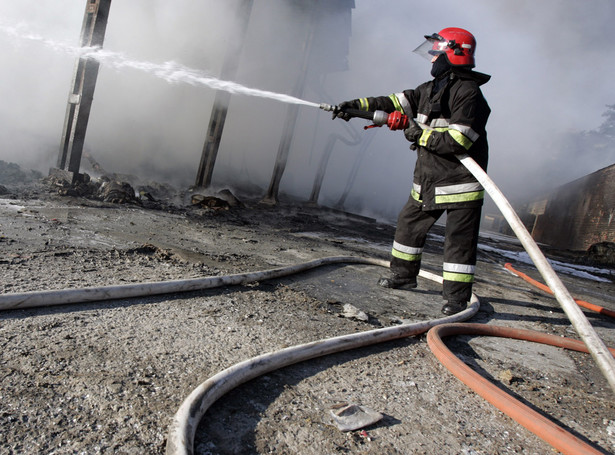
[0,0,613,222]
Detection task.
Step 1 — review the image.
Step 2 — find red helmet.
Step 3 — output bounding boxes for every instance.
[413,27,476,68]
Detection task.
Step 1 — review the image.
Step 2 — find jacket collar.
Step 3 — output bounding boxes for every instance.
[451,67,491,85]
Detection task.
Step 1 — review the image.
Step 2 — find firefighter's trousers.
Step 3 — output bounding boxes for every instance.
[390,200,482,303]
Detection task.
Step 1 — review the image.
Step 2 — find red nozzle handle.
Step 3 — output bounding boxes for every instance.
[387,111,409,130]
[339,108,409,131]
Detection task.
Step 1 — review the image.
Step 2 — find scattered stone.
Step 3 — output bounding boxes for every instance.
[127,243,174,260]
[191,194,230,210]
[98,179,140,204]
[215,189,244,207]
[341,303,369,322]
[328,402,383,432]
[497,369,523,385]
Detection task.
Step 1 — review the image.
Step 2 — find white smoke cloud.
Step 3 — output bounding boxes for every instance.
[0,0,612,221]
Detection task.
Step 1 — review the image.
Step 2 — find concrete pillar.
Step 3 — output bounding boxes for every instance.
[194,0,254,189]
[53,0,111,184]
[262,2,318,204]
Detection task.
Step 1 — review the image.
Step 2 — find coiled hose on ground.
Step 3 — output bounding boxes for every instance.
[457,154,615,393]
[428,323,615,455]
[1,250,611,453]
[164,268,479,455]
[0,255,479,453]
[2,154,613,454]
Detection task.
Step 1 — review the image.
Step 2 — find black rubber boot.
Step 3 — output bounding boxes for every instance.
[441,300,467,315]
[377,274,417,289]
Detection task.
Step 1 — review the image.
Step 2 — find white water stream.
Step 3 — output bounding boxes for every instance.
[1,23,320,108]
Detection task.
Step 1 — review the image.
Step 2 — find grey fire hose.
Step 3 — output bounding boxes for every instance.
[323,103,615,393]
[0,254,478,454]
[163,269,479,455]
[2,151,612,450]
[457,153,615,393]
[0,256,389,310]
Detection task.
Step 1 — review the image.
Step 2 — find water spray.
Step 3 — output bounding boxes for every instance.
[0,23,320,109]
[1,23,411,122]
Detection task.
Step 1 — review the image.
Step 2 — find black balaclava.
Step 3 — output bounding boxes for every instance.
[431,53,451,78]
[430,54,452,95]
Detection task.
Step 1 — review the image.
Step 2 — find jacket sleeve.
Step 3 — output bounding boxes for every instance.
[349,90,417,116]
[417,82,482,155]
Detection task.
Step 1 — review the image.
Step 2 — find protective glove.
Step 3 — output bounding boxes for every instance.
[404,118,423,144]
[332,100,360,121]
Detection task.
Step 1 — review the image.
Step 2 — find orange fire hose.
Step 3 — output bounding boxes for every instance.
[427,323,615,455]
[504,263,615,319]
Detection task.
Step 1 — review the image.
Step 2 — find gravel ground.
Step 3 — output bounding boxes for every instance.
[1,178,614,455]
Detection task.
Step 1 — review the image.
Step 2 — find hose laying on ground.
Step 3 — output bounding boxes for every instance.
[165,283,480,455]
[504,262,615,319]
[0,256,393,311]
[427,323,615,455]
[457,153,615,394]
[0,254,478,453]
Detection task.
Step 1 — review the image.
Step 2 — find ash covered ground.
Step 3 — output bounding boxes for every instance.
[1,163,614,454]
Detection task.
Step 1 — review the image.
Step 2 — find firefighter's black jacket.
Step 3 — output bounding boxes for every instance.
[351,68,491,211]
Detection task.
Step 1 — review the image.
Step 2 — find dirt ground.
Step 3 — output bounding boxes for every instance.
[1,173,614,455]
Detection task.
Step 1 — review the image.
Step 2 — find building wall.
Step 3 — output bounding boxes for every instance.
[530,164,615,250]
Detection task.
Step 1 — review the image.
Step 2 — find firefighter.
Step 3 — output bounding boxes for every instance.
[333,27,491,315]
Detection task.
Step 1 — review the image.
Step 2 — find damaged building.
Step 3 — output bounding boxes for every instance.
[512,163,615,252]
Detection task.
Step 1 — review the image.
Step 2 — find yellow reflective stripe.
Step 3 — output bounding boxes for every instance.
[435,190,484,204]
[418,127,474,150]
[394,92,411,114]
[450,123,479,142]
[448,129,473,150]
[418,129,433,147]
[359,98,369,111]
[443,271,475,283]
[392,248,421,262]
[388,94,403,113]
[411,188,422,202]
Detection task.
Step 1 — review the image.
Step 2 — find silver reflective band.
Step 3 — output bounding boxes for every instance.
[393,241,423,255]
[449,123,479,142]
[431,118,450,128]
[443,262,475,274]
[412,182,422,194]
[435,182,484,195]
[416,113,429,124]
[394,92,411,115]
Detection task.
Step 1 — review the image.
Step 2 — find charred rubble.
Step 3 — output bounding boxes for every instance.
[1,160,613,267]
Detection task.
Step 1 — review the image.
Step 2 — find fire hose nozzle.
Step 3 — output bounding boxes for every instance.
[319,103,338,112]
[371,110,389,126]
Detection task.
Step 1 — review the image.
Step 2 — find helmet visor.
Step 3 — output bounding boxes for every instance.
[413,33,447,61]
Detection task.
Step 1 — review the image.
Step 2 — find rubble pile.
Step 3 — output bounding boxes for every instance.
[0,160,43,185]
[587,242,615,267]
